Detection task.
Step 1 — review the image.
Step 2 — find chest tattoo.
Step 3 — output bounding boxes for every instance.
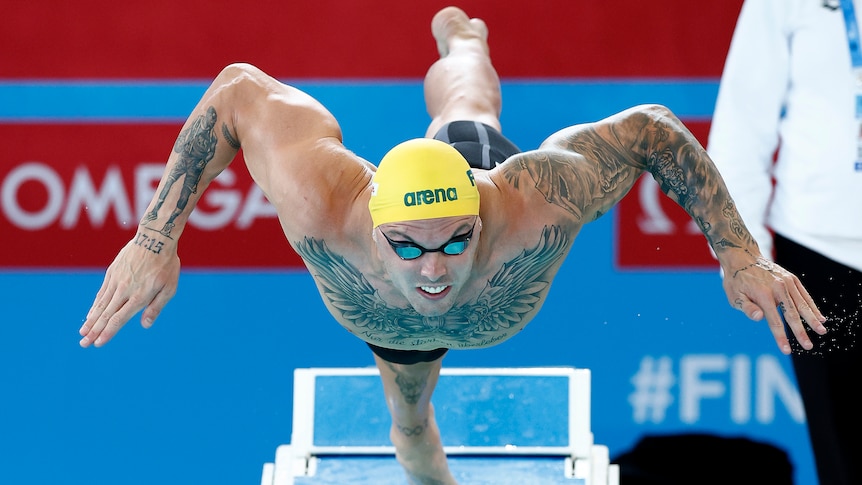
[294,226,568,347]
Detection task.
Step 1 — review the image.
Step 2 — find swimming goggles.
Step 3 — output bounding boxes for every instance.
[380,223,475,260]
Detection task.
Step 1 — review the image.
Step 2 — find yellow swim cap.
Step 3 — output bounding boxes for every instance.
[369,138,479,228]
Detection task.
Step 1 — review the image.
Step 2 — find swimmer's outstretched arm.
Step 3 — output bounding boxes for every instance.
[537,104,827,355]
[80,63,347,347]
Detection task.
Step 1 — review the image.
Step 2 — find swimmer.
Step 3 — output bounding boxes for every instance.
[80,6,827,484]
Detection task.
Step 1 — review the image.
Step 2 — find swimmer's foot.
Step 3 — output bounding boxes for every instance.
[431,6,489,57]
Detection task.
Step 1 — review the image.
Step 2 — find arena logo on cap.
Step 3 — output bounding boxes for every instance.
[403,187,459,207]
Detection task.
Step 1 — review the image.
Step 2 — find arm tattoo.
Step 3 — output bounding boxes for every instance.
[609,109,755,251]
[722,199,749,240]
[619,118,702,212]
[221,122,240,149]
[294,226,569,348]
[637,118,757,251]
[501,140,629,222]
[140,106,220,237]
[132,230,167,254]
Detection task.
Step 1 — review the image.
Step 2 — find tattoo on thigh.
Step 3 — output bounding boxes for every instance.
[390,368,427,405]
[387,363,428,404]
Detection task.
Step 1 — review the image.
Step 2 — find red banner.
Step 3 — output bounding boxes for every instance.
[0,124,302,268]
[2,0,742,80]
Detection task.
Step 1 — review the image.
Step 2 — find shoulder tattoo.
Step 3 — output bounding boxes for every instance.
[501,141,630,222]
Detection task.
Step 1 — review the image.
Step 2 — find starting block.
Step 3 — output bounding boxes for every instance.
[260,367,619,485]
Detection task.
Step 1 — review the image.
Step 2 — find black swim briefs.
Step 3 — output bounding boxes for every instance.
[433,120,521,169]
[366,342,448,365]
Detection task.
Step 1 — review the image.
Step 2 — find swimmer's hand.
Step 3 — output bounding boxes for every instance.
[720,255,827,355]
[79,236,180,348]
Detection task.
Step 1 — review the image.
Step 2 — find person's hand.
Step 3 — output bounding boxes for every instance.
[721,255,827,355]
[79,236,180,347]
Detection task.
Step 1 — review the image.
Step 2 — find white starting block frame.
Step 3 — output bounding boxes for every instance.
[261,367,619,485]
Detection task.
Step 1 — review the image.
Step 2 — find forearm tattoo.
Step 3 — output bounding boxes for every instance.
[140,106,221,238]
[536,109,756,253]
[633,115,755,252]
[294,226,568,349]
[132,231,166,254]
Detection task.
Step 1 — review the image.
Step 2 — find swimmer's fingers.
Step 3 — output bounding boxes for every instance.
[80,285,138,348]
[789,274,828,334]
[140,277,177,330]
[80,240,180,348]
[763,299,798,356]
[733,295,765,322]
[81,276,112,338]
[766,274,828,354]
[722,258,827,355]
[731,293,794,355]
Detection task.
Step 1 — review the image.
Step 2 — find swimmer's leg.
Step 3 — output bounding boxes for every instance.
[424,6,502,138]
[372,352,457,485]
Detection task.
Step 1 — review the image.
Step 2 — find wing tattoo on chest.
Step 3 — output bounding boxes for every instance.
[294,226,569,347]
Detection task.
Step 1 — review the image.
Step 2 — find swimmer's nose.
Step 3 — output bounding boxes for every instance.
[419,252,447,281]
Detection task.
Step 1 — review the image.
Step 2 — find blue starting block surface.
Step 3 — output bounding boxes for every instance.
[310,370,576,449]
[261,367,618,485]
